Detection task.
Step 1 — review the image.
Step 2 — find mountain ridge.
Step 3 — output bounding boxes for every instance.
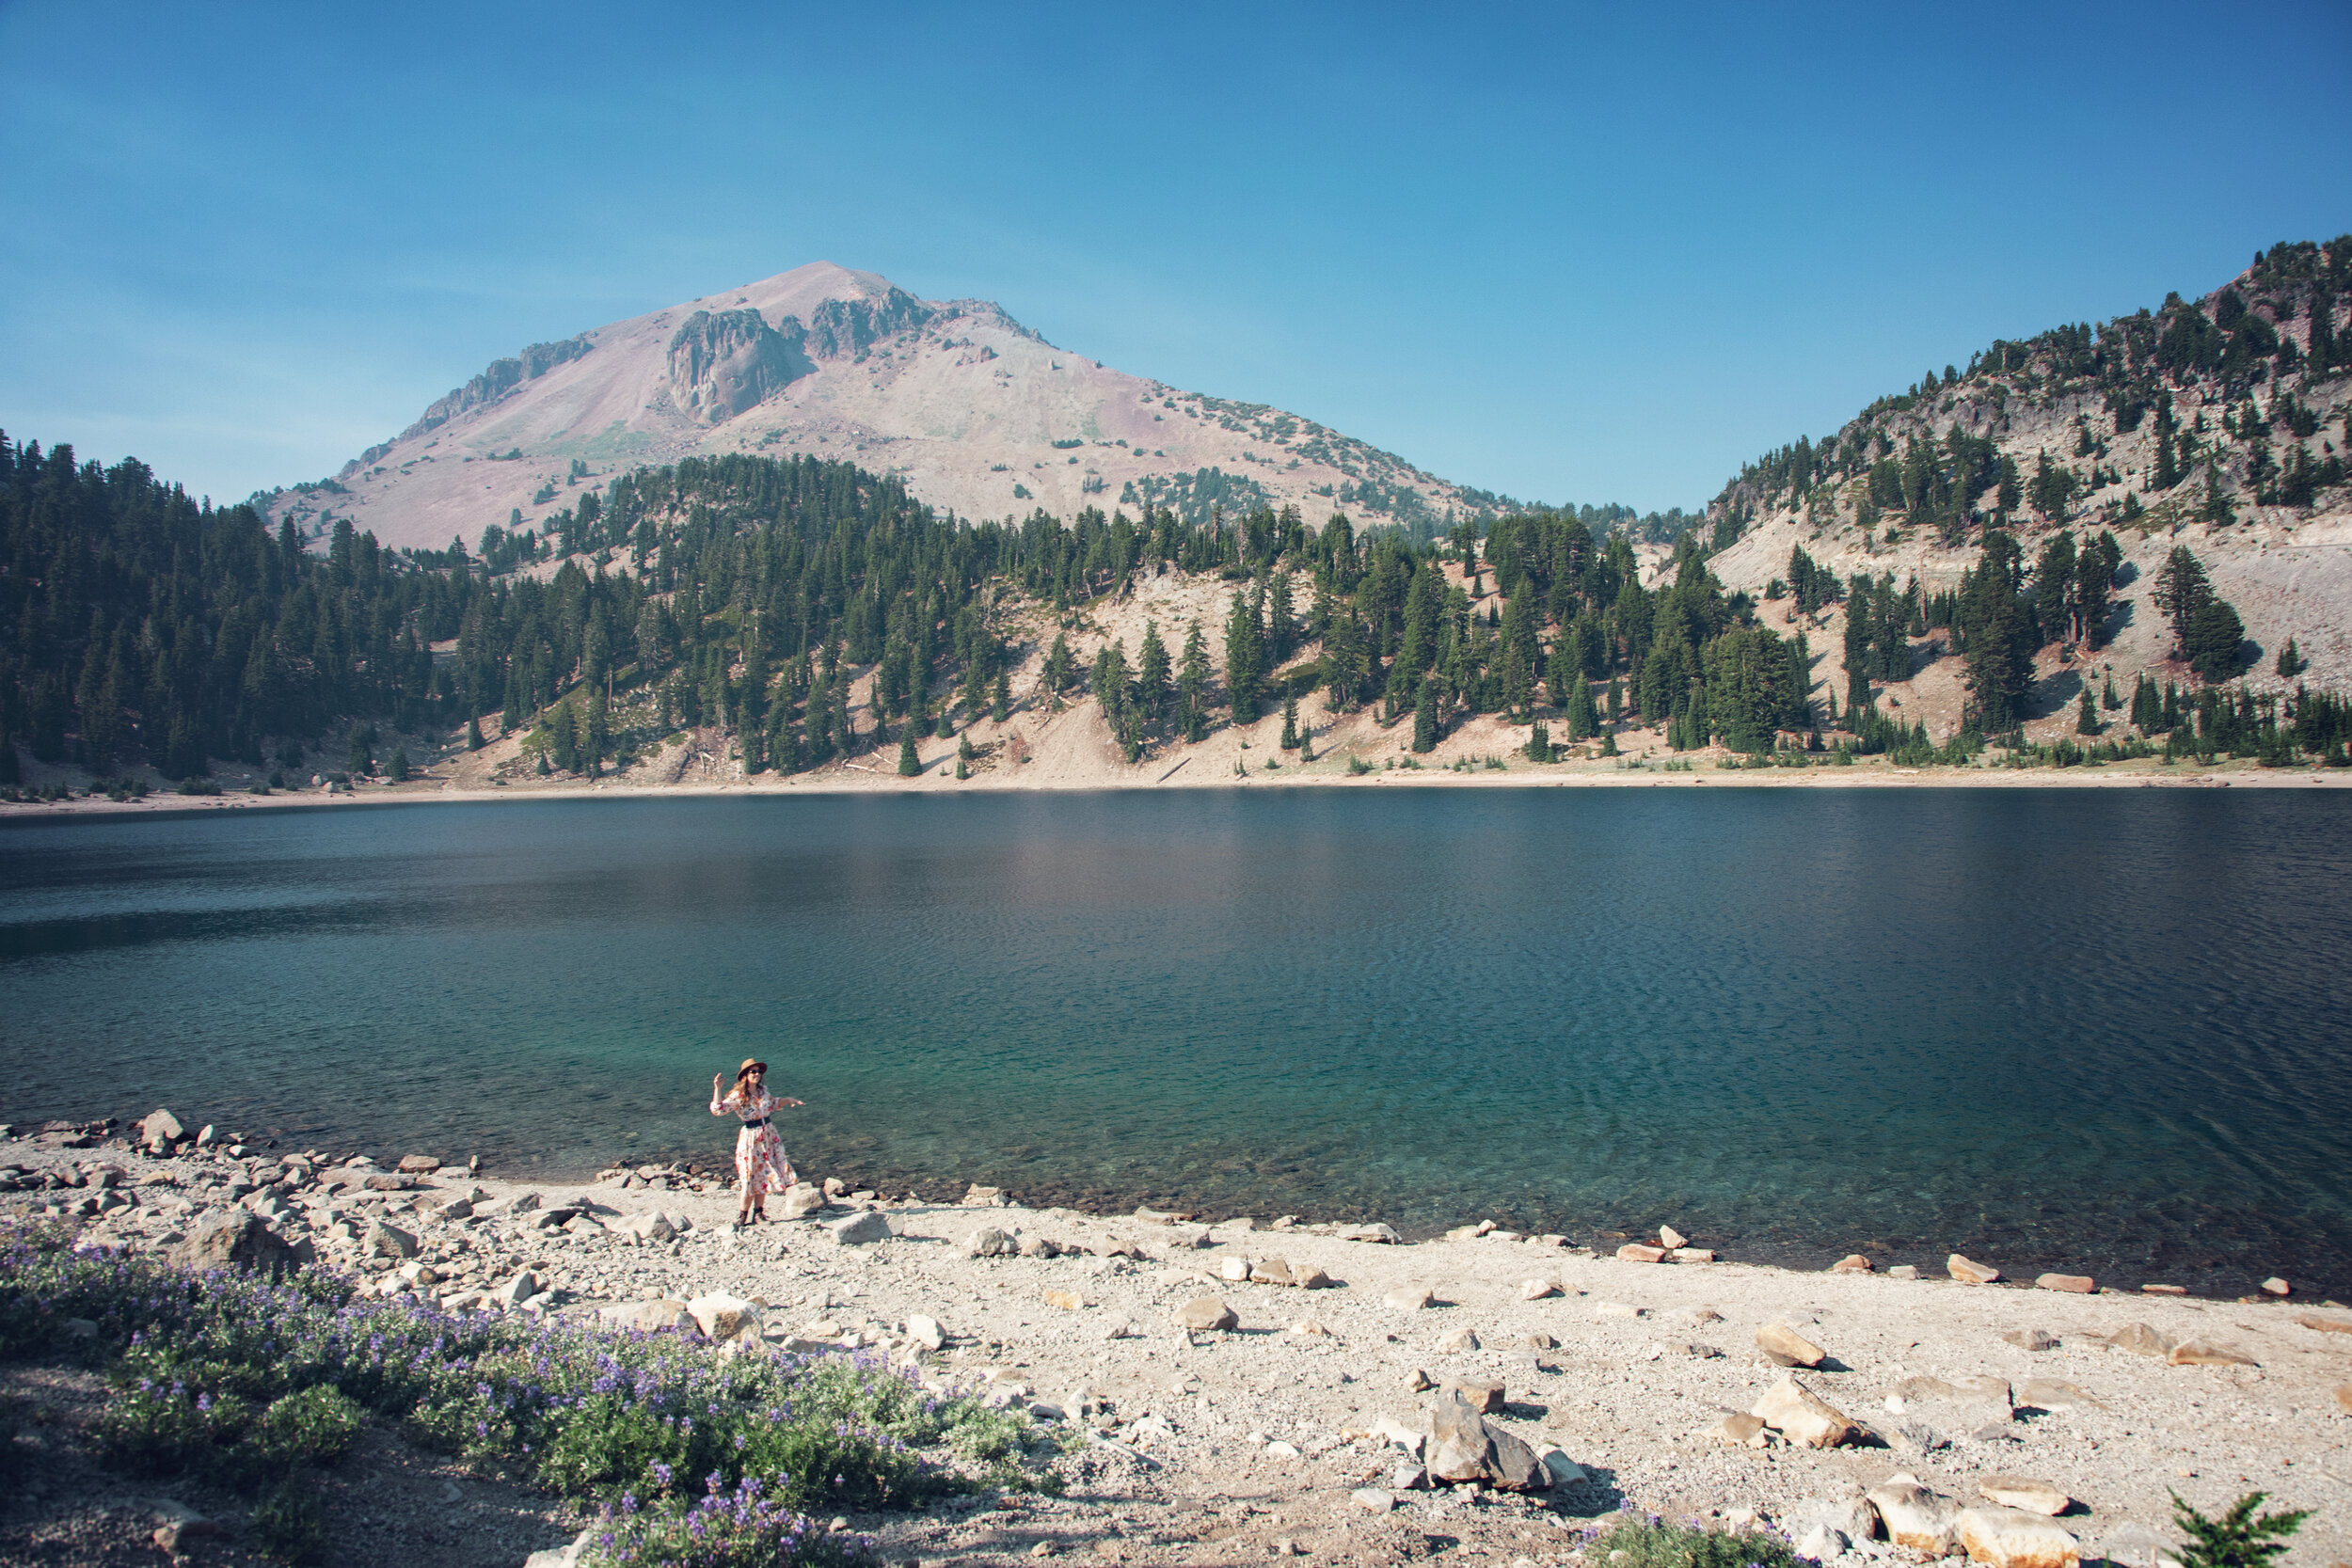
[264,261,1507,553]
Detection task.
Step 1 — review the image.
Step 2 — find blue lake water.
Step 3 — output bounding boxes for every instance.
[3,788,2348,1297]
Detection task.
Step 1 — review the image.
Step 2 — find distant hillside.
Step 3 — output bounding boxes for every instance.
[1697,237,2352,697]
[256,263,1530,554]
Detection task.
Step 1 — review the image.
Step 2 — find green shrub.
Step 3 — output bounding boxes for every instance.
[1581,1511,1801,1568]
[257,1385,364,1468]
[248,1479,329,1565]
[2170,1492,2308,1568]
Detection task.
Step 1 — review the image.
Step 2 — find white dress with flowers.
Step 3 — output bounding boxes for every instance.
[711,1086,796,1198]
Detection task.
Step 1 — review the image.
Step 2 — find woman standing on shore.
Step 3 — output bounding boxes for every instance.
[709,1058,803,1227]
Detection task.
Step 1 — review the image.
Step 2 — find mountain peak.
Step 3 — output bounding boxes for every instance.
[271,267,1480,550]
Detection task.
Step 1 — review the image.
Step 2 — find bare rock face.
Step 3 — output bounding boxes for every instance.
[805,287,937,360]
[172,1212,295,1276]
[1422,1387,1543,1490]
[666,309,813,425]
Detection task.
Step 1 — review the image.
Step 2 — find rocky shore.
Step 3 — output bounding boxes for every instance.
[5,1110,2351,1568]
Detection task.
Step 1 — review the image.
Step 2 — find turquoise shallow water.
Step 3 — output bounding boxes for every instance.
[3,788,2348,1296]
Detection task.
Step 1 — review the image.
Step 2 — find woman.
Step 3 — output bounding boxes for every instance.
[709,1058,803,1227]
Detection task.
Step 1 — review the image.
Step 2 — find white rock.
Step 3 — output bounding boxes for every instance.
[1520,1278,1559,1300]
[1384,1287,1433,1311]
[1351,1488,1395,1513]
[827,1210,892,1245]
[906,1313,946,1351]
[687,1291,762,1342]
[1956,1506,2080,1568]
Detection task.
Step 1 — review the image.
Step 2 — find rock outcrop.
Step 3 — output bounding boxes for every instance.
[665,309,813,425]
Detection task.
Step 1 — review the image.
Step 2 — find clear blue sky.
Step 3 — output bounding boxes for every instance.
[3,2,2347,515]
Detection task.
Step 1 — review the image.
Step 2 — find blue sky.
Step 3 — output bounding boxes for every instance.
[2,3,2347,515]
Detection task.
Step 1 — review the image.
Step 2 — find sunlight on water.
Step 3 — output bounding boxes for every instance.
[3,789,2348,1295]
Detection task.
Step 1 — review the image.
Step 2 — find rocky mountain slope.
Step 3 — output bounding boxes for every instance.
[1698,239,2352,698]
[264,263,1493,552]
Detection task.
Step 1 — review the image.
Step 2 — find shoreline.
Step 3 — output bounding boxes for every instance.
[10,1107,2352,1568]
[7,752,2351,821]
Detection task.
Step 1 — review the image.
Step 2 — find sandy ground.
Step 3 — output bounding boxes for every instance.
[10,1124,2351,1568]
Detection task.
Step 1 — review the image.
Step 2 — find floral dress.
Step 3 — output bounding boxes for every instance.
[710,1085,796,1198]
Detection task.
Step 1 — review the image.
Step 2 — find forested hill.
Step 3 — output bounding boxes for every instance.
[1692,238,2352,705]
[8,424,2348,802]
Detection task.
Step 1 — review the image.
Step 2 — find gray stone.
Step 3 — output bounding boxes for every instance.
[1442,1378,1504,1413]
[2002,1328,2060,1352]
[599,1299,694,1334]
[827,1210,892,1245]
[687,1292,762,1341]
[1424,1386,1544,1490]
[964,1226,1019,1258]
[139,1109,185,1148]
[780,1183,828,1219]
[906,1313,947,1351]
[1751,1376,1857,1448]
[1351,1488,1394,1513]
[1980,1476,2071,1516]
[1795,1523,1849,1561]
[1955,1506,2081,1568]
[1335,1223,1402,1243]
[172,1212,297,1276]
[362,1221,420,1260]
[492,1269,541,1307]
[1438,1327,1481,1354]
[1175,1296,1237,1332]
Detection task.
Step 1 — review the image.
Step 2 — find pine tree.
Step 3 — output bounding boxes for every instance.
[2153,546,2215,656]
[387,745,411,781]
[1178,620,1210,734]
[897,727,920,776]
[1279,691,1301,750]
[954,754,967,780]
[1043,632,1075,694]
[1136,620,1171,731]
[2102,673,2120,710]
[1411,681,1438,752]
[1224,591,1263,722]
[2169,1492,2307,1568]
[1525,720,1550,762]
[992,668,1010,723]
[2276,637,2305,677]
[2076,689,2098,735]
[466,717,485,751]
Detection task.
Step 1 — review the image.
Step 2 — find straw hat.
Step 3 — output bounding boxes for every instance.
[735,1057,768,1081]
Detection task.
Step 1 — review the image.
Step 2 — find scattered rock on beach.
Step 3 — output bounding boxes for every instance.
[2167,1339,2257,1368]
[172,1212,295,1276]
[1616,1243,1668,1262]
[1521,1278,1559,1300]
[1869,1479,1963,1552]
[1956,1505,2081,1568]
[781,1184,827,1219]
[826,1210,891,1245]
[362,1220,419,1260]
[687,1291,761,1342]
[1708,1411,1770,1447]
[1176,1296,1236,1332]
[2103,1323,2175,1357]
[1980,1476,2071,1516]
[1442,1378,1504,1413]
[1438,1327,1480,1353]
[1895,1374,2012,1425]
[1757,1320,1828,1368]
[1425,1386,1543,1490]
[964,1226,1018,1258]
[2296,1313,2352,1335]
[1335,1222,1400,1243]
[1249,1257,1295,1286]
[2260,1275,2291,1296]
[139,1109,185,1151]
[1384,1287,1432,1311]
[1948,1254,2001,1284]
[1751,1376,1857,1448]
[1832,1254,1873,1273]
[2036,1273,2095,1293]
[2002,1328,2059,1352]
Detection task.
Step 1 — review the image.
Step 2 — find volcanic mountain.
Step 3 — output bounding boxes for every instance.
[266,263,1488,552]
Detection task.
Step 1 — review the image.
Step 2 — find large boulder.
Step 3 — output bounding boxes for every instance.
[362,1222,419,1260]
[1422,1386,1544,1491]
[139,1109,185,1150]
[171,1212,296,1276]
[1751,1376,1857,1448]
[1869,1479,1963,1553]
[828,1211,892,1245]
[1956,1506,2080,1568]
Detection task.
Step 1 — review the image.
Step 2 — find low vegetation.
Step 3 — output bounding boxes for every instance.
[0,1226,1047,1565]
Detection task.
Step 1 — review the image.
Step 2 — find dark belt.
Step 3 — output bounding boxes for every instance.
[741,1117,768,1130]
